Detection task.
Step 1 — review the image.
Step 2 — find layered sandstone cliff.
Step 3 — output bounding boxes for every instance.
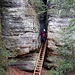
[1,0,40,55]
[47,0,75,50]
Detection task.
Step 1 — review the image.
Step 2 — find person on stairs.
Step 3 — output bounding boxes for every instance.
[41,29,47,44]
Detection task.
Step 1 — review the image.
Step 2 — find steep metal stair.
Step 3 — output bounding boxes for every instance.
[33,41,47,75]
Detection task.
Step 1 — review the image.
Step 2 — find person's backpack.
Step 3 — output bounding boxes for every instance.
[42,32,46,37]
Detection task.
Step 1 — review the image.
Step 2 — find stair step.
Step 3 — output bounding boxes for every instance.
[35,70,40,72]
[36,67,41,70]
[33,41,47,75]
[33,72,39,75]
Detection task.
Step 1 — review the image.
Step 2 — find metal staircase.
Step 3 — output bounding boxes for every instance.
[33,41,47,75]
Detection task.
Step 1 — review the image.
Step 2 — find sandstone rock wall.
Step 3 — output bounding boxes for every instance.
[47,0,75,50]
[1,0,40,55]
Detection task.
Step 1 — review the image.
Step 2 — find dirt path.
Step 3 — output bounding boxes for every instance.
[6,67,33,75]
[68,70,75,75]
[6,67,48,75]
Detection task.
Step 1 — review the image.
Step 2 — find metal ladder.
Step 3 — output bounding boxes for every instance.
[33,41,47,75]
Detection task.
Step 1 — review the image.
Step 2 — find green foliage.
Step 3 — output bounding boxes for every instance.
[48,19,75,75]
[0,20,15,74]
[48,0,75,16]
[48,69,60,75]
[49,0,75,9]
[0,68,6,75]
[28,0,47,14]
[0,33,17,75]
[57,59,73,74]
[56,19,75,75]
[0,34,7,75]
[66,19,75,33]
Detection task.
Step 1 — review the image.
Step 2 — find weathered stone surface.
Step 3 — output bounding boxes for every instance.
[0,0,25,7]
[8,53,38,71]
[1,0,40,55]
[10,60,35,71]
[46,1,75,69]
[44,62,58,70]
[47,0,75,50]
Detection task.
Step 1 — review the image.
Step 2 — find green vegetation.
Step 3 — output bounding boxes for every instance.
[58,18,75,73]
[0,10,14,75]
[48,0,75,17]
[0,33,7,75]
[0,22,15,75]
[48,0,75,9]
[0,7,7,74]
[28,0,47,15]
[48,20,75,75]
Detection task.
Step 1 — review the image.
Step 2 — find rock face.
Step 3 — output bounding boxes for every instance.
[8,53,38,71]
[1,0,40,55]
[6,67,33,75]
[47,0,75,50]
[44,0,75,69]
